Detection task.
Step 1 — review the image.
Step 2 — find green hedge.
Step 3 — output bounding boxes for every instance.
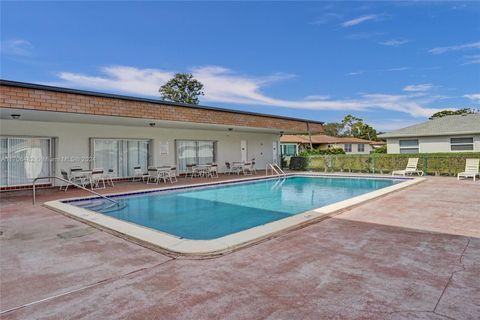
[293,153,480,176]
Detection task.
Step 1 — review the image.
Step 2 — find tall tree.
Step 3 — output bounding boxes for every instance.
[429,108,477,120]
[159,73,204,104]
[341,114,363,136]
[322,122,343,137]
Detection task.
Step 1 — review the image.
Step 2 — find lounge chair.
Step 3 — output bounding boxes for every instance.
[392,158,424,176]
[457,159,480,181]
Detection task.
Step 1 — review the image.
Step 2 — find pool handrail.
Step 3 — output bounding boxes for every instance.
[266,163,286,176]
[32,176,119,206]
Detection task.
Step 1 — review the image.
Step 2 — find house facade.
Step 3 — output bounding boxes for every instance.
[280,134,384,156]
[378,114,480,154]
[0,80,323,190]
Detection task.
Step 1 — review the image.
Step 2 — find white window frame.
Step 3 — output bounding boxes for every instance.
[344,144,352,153]
[357,144,365,152]
[281,143,298,156]
[450,137,474,152]
[175,140,217,173]
[399,139,419,154]
[90,138,151,178]
[1,135,54,187]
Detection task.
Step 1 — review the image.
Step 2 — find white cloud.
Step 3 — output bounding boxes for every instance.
[403,83,433,92]
[1,39,33,56]
[53,65,444,117]
[304,95,331,101]
[463,54,480,65]
[341,14,379,27]
[464,94,480,102]
[348,67,409,76]
[379,39,410,47]
[311,13,342,25]
[429,41,480,54]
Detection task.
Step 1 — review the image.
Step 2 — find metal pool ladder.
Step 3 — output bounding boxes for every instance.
[266,163,287,177]
[32,176,120,206]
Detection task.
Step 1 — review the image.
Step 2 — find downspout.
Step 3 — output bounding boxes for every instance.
[306,122,313,150]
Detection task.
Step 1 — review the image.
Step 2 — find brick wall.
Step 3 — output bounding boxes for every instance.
[0,84,324,133]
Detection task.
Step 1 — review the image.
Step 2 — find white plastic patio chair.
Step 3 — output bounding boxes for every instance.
[146,168,160,184]
[243,162,254,175]
[90,168,106,189]
[132,166,148,182]
[457,159,480,181]
[208,163,219,178]
[392,158,424,176]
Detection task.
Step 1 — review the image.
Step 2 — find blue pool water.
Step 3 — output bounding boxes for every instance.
[71,176,400,240]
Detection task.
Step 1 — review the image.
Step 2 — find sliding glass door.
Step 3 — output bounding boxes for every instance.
[0,136,53,187]
[92,139,149,178]
[176,140,216,172]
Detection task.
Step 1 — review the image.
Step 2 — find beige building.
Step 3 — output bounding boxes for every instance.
[378,114,480,154]
[0,80,323,190]
[280,134,385,156]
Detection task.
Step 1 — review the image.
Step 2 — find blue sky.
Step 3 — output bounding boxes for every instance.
[1,1,479,131]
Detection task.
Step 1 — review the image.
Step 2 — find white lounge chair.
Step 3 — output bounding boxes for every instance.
[392,158,424,176]
[457,159,480,182]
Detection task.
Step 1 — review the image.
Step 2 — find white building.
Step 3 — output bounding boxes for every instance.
[378,114,480,154]
[0,80,323,190]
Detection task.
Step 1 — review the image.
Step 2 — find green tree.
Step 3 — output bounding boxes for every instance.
[322,122,343,137]
[159,73,204,104]
[354,123,378,141]
[429,108,477,120]
[341,114,363,136]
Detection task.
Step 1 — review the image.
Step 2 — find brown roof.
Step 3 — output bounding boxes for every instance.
[281,134,385,145]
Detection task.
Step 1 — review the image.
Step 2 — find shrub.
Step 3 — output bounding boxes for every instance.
[289,156,309,170]
[371,145,387,154]
[298,147,345,156]
[305,152,480,176]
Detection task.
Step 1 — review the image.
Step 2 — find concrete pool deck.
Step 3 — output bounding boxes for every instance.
[1,174,479,319]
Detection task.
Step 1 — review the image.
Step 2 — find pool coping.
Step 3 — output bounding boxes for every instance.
[44,173,426,258]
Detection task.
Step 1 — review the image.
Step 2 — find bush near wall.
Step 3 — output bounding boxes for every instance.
[291,153,480,176]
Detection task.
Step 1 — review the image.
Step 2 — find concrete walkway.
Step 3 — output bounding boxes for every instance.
[0,176,479,319]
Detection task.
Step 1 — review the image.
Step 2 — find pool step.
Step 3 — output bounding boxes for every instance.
[81,199,126,213]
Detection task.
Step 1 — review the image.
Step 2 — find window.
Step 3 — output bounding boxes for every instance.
[281,144,297,156]
[450,137,474,151]
[399,139,419,154]
[344,144,352,153]
[91,139,149,178]
[1,136,53,186]
[176,140,216,172]
[357,144,365,152]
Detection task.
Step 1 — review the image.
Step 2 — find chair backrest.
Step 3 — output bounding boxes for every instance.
[60,169,69,180]
[133,166,142,174]
[405,158,419,170]
[91,169,103,179]
[70,167,83,172]
[465,159,480,173]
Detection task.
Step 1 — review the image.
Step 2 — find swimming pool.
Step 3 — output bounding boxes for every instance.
[69,176,400,240]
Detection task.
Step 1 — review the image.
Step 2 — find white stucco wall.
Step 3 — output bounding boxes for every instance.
[320,143,373,154]
[386,135,480,153]
[1,119,281,177]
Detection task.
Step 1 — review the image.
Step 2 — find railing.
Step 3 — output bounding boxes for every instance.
[266,163,287,176]
[32,176,119,206]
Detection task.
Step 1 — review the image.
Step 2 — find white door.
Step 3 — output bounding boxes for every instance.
[240,140,247,162]
[272,141,278,163]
